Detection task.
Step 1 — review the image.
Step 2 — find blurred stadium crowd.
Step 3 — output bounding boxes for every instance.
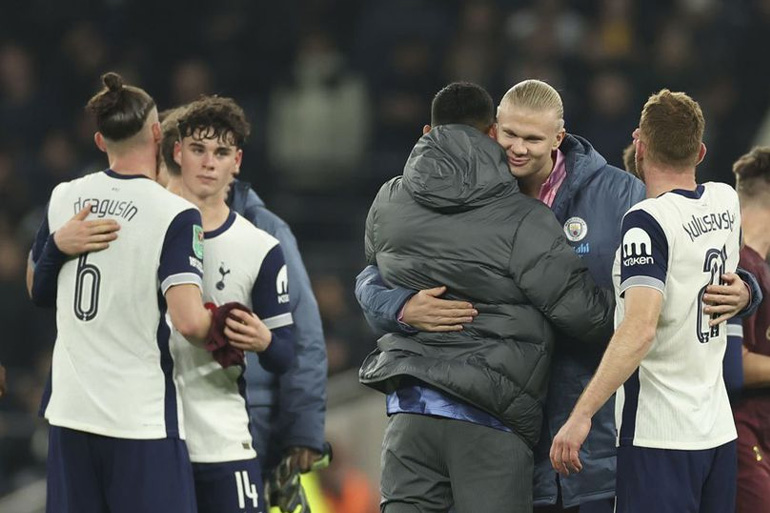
[1,0,770,502]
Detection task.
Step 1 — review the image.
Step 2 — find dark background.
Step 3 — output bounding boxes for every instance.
[1,0,769,499]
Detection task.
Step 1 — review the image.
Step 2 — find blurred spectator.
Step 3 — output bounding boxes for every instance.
[0,44,54,151]
[169,59,215,106]
[581,70,637,167]
[312,273,372,375]
[319,440,379,513]
[585,0,637,63]
[0,147,30,221]
[267,30,370,192]
[445,1,502,87]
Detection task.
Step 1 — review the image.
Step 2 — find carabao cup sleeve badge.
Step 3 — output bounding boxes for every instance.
[564,217,588,242]
[193,225,204,259]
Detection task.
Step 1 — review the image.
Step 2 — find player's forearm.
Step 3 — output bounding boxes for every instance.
[743,350,770,388]
[165,285,211,346]
[258,326,295,374]
[30,234,68,307]
[572,319,655,419]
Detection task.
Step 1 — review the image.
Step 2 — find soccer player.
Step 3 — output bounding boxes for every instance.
[159,103,328,510]
[731,147,770,513]
[550,90,741,513]
[167,95,295,513]
[27,72,214,512]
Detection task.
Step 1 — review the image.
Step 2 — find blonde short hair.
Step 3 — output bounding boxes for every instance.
[499,79,564,121]
[639,89,704,168]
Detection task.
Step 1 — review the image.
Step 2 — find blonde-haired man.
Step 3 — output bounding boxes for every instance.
[551,90,742,513]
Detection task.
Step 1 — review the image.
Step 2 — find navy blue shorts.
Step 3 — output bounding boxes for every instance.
[616,441,736,513]
[46,425,197,513]
[193,459,265,513]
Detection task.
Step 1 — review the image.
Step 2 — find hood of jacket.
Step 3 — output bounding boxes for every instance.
[227,178,264,212]
[557,134,609,192]
[402,124,518,213]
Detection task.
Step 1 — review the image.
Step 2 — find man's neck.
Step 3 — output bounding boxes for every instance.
[166,177,230,231]
[519,152,556,198]
[643,163,697,198]
[742,206,770,259]
[198,199,230,232]
[108,152,157,180]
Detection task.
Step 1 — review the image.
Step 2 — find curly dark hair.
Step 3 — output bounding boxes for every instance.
[176,95,251,149]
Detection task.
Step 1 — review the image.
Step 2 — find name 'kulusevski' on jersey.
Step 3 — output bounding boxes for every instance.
[613,182,741,451]
[171,210,295,463]
[33,169,204,440]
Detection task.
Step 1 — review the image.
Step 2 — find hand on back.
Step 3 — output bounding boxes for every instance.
[53,204,120,255]
[402,285,477,332]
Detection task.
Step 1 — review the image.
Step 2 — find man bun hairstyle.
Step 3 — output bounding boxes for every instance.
[86,71,156,141]
[430,82,495,133]
[176,95,251,149]
[733,146,770,202]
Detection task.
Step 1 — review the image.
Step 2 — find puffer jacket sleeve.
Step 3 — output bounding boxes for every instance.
[509,204,615,346]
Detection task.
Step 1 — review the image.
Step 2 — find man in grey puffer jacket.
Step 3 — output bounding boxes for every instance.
[360,82,614,513]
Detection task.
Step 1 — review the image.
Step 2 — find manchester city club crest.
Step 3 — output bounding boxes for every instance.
[564,217,588,242]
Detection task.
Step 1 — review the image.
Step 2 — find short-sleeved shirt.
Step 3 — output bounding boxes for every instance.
[34,169,203,440]
[733,245,770,421]
[170,212,293,463]
[613,183,741,450]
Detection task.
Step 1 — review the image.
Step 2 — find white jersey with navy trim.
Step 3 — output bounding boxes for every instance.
[171,212,294,463]
[612,182,740,450]
[35,170,203,440]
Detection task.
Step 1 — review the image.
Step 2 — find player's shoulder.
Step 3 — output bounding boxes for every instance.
[50,170,104,199]
[148,187,199,218]
[703,181,739,202]
[624,196,659,218]
[232,212,280,249]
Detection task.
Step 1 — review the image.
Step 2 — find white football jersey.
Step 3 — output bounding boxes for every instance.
[613,182,740,450]
[170,212,293,463]
[34,170,204,439]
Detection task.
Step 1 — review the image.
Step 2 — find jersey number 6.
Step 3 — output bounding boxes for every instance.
[73,254,101,322]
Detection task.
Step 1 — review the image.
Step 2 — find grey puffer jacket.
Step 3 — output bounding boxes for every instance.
[359,125,614,447]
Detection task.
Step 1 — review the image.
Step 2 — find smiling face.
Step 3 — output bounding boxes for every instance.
[174,129,242,203]
[495,104,565,190]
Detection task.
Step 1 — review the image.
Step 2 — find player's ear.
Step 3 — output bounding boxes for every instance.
[94,132,107,153]
[696,142,707,165]
[234,149,243,167]
[151,122,161,144]
[173,140,182,166]
[422,124,431,135]
[554,123,566,150]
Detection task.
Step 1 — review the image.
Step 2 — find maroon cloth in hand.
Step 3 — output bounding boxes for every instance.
[204,301,251,368]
